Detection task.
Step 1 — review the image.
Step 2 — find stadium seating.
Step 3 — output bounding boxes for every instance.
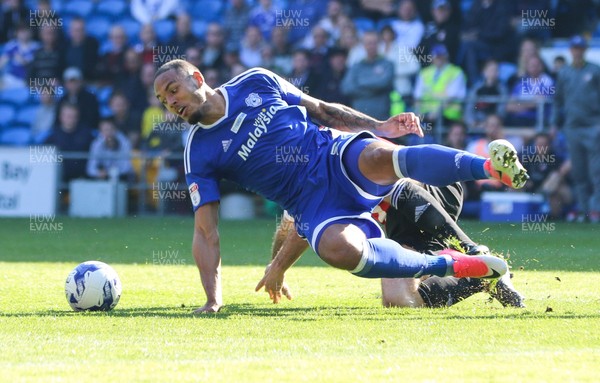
[14,105,39,127]
[0,87,31,106]
[352,17,376,34]
[376,18,396,31]
[61,0,94,19]
[191,0,224,22]
[0,126,31,146]
[94,0,128,20]
[497,62,517,84]
[118,17,142,43]
[0,104,17,127]
[191,20,208,39]
[153,19,176,43]
[93,86,114,105]
[85,15,112,41]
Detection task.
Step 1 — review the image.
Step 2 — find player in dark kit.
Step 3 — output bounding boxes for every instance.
[264,179,525,308]
[380,180,524,308]
[154,60,528,313]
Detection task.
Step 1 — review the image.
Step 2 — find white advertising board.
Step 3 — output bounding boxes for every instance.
[0,146,59,217]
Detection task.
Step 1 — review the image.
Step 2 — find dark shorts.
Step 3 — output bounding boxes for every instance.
[385,181,464,254]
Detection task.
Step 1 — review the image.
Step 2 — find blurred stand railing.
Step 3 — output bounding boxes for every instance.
[412,95,553,143]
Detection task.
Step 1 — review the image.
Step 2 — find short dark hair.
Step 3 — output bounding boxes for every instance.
[554,55,566,64]
[154,59,199,81]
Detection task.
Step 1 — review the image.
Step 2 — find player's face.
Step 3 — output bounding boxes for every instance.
[154,69,205,124]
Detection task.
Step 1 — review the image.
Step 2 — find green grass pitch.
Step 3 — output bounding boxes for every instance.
[1,217,599,382]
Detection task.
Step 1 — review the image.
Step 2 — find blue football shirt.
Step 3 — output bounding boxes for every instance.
[184,67,331,215]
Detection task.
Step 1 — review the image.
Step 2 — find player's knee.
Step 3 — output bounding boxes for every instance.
[317,226,364,270]
[362,144,392,168]
[318,237,360,270]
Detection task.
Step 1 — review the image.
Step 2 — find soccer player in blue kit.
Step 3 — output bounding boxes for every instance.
[153,60,529,313]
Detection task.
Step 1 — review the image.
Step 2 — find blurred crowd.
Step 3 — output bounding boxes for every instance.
[2,0,600,220]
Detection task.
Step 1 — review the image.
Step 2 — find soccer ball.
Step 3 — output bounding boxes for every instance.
[65,261,122,311]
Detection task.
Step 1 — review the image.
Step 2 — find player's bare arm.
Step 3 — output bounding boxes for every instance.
[299,93,423,138]
[192,202,222,313]
[256,216,309,304]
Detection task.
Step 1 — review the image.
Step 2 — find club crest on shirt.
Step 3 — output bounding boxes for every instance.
[245,93,262,107]
[189,182,201,206]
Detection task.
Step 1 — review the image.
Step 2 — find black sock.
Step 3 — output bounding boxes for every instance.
[390,181,473,246]
[418,276,486,308]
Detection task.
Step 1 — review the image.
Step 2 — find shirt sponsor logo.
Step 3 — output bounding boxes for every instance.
[237,105,281,161]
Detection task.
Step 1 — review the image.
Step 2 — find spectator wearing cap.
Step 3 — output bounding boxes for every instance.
[418,0,461,64]
[341,31,394,121]
[55,67,100,130]
[62,17,99,81]
[551,35,600,223]
[413,44,466,124]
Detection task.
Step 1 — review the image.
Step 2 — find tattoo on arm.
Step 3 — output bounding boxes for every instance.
[308,101,382,132]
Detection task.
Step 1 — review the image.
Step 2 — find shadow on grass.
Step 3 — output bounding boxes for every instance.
[3,304,600,321]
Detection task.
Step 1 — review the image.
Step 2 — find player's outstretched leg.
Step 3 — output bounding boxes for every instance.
[358,139,529,189]
[389,181,474,248]
[317,223,508,280]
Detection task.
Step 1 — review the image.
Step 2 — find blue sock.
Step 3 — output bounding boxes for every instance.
[393,145,487,186]
[352,238,453,278]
